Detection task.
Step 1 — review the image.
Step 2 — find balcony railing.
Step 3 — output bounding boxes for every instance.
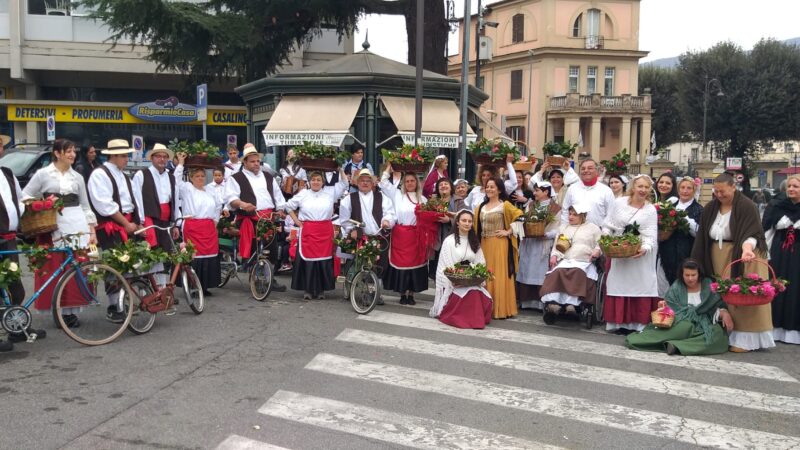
[548,93,651,112]
[585,35,604,49]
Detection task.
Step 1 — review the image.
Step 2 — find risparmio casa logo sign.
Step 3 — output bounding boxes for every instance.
[129,96,196,123]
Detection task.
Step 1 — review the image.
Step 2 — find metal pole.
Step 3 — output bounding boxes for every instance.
[458,0,472,180]
[475,0,481,87]
[701,74,709,162]
[414,0,424,146]
[202,122,207,141]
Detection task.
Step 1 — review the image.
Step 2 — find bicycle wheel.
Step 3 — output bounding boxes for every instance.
[350,270,381,314]
[126,278,156,335]
[340,258,356,300]
[218,250,234,288]
[54,262,134,346]
[249,258,272,301]
[181,267,205,314]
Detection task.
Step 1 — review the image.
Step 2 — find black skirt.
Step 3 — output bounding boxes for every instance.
[291,257,335,295]
[382,265,428,294]
[191,256,221,291]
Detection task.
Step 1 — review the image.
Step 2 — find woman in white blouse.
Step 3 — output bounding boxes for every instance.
[285,169,348,300]
[23,139,97,328]
[175,154,225,295]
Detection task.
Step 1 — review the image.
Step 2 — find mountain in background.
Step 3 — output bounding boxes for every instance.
[642,37,800,68]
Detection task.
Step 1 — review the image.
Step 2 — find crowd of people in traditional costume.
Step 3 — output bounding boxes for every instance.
[2,137,800,359]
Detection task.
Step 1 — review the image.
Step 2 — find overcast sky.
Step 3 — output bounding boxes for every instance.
[355,0,800,63]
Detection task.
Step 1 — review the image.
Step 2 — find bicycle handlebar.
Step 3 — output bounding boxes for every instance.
[133,216,194,235]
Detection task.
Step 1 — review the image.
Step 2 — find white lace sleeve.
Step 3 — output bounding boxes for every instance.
[431,235,457,318]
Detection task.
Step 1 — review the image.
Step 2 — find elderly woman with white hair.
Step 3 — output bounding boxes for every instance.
[517,181,561,310]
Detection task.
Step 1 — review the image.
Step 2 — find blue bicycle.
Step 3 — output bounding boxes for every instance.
[0,235,134,346]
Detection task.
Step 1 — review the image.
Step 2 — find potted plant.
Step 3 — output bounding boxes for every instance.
[467,138,520,168]
[521,201,555,238]
[444,262,493,287]
[169,139,224,170]
[381,144,435,173]
[600,149,631,176]
[542,141,577,166]
[295,142,350,172]
[654,201,689,241]
[599,222,642,258]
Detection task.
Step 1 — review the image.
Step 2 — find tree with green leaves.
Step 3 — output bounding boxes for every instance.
[79,0,450,84]
[638,65,685,150]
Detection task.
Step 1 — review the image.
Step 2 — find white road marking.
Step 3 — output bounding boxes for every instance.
[336,329,800,416]
[216,435,292,450]
[306,354,800,449]
[259,390,563,450]
[358,310,798,383]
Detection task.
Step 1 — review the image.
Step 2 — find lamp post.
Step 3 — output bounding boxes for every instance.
[701,74,724,162]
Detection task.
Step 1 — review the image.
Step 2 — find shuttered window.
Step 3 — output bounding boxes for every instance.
[512,14,524,43]
[510,70,523,100]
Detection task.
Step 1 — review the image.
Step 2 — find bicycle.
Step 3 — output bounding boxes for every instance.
[125,222,205,334]
[218,214,279,301]
[0,234,134,346]
[340,220,390,314]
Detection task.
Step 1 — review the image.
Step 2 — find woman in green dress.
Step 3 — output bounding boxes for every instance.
[626,259,734,355]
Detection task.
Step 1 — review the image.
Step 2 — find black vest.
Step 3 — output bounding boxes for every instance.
[231,170,276,216]
[140,168,176,220]
[89,165,141,224]
[349,191,383,228]
[0,167,20,233]
[324,171,340,187]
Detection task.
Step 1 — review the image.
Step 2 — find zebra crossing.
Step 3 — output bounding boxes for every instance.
[216,305,800,449]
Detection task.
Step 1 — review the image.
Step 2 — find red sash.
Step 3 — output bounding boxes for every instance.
[144,203,171,247]
[236,209,273,259]
[0,232,16,240]
[389,224,426,269]
[99,213,133,242]
[299,221,334,261]
[183,218,218,257]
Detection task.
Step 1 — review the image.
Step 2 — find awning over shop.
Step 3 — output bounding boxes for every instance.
[262,95,362,147]
[777,166,800,175]
[467,105,513,143]
[380,96,476,148]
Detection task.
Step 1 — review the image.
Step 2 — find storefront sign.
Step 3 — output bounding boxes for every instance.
[262,132,346,147]
[129,98,197,123]
[399,133,476,148]
[7,104,246,127]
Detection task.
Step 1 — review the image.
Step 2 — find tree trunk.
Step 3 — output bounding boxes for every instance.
[404,0,449,75]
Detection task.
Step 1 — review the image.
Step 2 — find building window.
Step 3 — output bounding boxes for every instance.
[477,75,485,90]
[587,66,597,94]
[29,0,70,15]
[604,67,615,96]
[512,14,524,43]
[691,147,699,162]
[572,14,582,37]
[510,70,523,100]
[506,126,527,151]
[568,66,579,93]
[587,9,601,37]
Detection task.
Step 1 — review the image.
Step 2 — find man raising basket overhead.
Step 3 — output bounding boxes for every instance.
[132,143,181,251]
[224,144,287,292]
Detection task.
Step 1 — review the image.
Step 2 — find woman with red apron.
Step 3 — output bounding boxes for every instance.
[178,165,225,295]
[285,169,349,299]
[380,168,430,305]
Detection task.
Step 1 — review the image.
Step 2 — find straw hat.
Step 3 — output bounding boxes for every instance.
[102,139,134,155]
[147,143,173,160]
[0,135,10,147]
[242,144,261,161]
[355,168,374,180]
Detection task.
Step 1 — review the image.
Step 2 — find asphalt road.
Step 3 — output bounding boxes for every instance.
[2,273,800,450]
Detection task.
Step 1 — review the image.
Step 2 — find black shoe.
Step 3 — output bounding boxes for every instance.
[543,310,556,325]
[271,282,287,293]
[406,295,416,306]
[59,314,80,329]
[399,295,408,305]
[666,342,678,355]
[0,340,12,352]
[376,297,385,306]
[106,306,126,324]
[202,290,213,297]
[9,328,47,343]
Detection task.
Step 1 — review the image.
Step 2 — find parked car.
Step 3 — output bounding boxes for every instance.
[0,143,53,188]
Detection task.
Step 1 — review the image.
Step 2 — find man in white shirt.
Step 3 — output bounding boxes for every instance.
[225,145,287,291]
[87,139,142,323]
[339,169,395,238]
[560,158,616,228]
[223,143,242,180]
[132,143,180,250]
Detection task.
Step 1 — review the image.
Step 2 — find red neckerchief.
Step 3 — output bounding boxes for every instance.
[583,177,599,187]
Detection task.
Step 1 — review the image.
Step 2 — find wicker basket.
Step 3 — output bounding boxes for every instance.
[20,208,58,237]
[719,258,777,306]
[601,241,641,258]
[513,161,533,172]
[545,155,567,166]
[298,157,338,171]
[555,236,572,253]
[185,155,223,170]
[658,229,674,242]
[445,274,487,288]
[470,153,505,168]
[391,162,430,173]
[651,310,675,328]
[523,221,546,238]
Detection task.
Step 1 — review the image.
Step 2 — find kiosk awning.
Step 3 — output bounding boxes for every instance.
[262,95,362,147]
[467,105,513,143]
[381,96,476,148]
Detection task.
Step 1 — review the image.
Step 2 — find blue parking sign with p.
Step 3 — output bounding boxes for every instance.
[46,115,55,142]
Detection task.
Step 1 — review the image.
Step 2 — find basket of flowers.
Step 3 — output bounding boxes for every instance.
[712,259,788,306]
[335,234,358,255]
[542,141,577,166]
[100,240,170,276]
[599,223,642,258]
[381,144,434,173]
[444,262,493,288]
[555,234,572,253]
[170,139,224,170]
[295,142,350,172]
[352,234,388,265]
[416,197,449,221]
[655,201,689,241]
[651,300,675,328]
[468,138,520,168]
[20,195,64,237]
[521,202,555,238]
[600,149,631,176]
[513,155,535,172]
